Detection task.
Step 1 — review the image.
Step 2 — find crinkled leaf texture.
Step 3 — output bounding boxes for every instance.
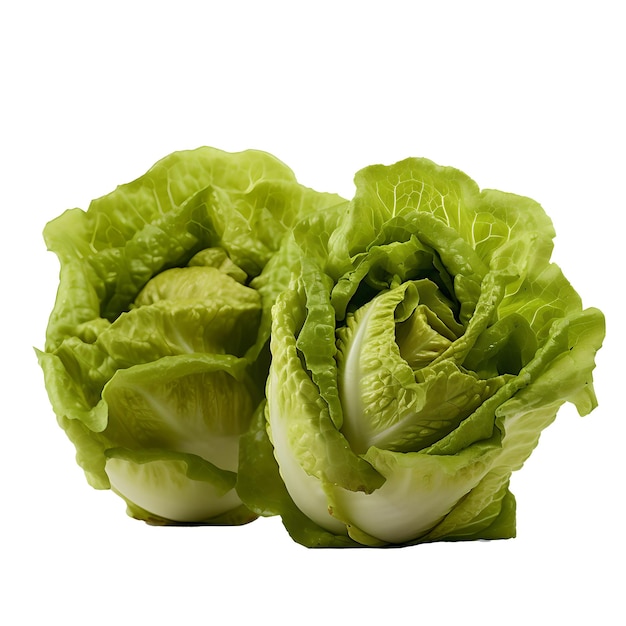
[244,157,605,547]
[38,147,343,525]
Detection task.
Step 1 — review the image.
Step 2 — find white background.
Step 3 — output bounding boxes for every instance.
[1,1,623,624]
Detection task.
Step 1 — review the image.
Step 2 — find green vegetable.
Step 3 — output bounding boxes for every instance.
[238,157,605,546]
[37,147,342,524]
[40,148,604,545]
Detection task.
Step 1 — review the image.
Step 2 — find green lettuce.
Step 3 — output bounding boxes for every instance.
[38,147,343,524]
[238,157,605,546]
[40,148,604,545]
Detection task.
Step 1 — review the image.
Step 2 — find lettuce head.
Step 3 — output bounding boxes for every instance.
[238,157,605,546]
[37,147,343,525]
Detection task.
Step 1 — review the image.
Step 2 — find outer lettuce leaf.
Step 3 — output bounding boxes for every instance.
[102,355,259,475]
[238,404,360,547]
[44,147,311,265]
[104,448,243,525]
